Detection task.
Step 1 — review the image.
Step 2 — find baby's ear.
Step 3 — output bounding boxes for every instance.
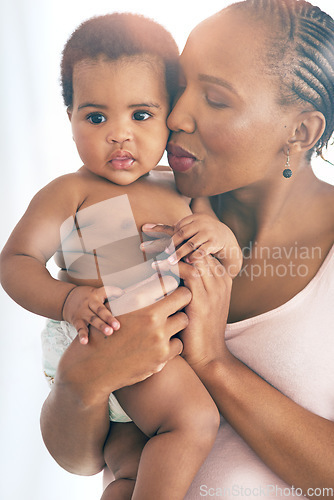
[67,107,73,122]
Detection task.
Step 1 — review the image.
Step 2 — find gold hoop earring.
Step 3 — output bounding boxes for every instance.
[283,149,292,178]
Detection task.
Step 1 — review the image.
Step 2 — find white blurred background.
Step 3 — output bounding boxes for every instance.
[0,1,333,499]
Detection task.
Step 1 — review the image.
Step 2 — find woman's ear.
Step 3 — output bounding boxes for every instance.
[288,110,326,153]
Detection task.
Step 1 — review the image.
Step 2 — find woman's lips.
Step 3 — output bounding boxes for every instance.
[167,144,197,172]
[109,150,135,170]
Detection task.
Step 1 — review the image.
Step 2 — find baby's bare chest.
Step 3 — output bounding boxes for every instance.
[56,175,191,288]
[81,173,190,228]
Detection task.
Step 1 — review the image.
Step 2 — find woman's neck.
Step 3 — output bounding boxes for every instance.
[216,165,329,250]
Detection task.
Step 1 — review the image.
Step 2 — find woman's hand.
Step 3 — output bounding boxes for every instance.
[56,275,191,407]
[179,256,232,372]
[142,222,233,372]
[152,253,232,375]
[41,275,191,476]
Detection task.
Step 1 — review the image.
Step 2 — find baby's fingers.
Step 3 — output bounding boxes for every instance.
[74,320,90,345]
[140,236,171,255]
[87,311,117,336]
[84,287,123,336]
[167,236,209,265]
[185,243,213,263]
[142,223,175,237]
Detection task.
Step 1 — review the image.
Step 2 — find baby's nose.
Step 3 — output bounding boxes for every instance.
[106,121,133,144]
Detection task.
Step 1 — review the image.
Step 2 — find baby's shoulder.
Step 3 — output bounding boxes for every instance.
[29,172,85,204]
[27,172,94,219]
[40,171,85,192]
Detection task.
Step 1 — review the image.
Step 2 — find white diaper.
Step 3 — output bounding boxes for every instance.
[41,319,131,423]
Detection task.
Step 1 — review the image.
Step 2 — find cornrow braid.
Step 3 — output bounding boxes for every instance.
[229,0,334,159]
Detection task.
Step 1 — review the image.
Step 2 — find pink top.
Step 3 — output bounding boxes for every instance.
[185,244,334,499]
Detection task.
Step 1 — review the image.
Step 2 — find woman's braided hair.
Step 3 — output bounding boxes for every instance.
[228,0,334,159]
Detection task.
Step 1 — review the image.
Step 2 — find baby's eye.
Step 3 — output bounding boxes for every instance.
[87,113,106,124]
[133,111,151,121]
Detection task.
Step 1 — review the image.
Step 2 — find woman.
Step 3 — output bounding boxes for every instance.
[41,0,334,497]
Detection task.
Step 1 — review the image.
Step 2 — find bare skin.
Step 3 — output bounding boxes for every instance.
[83,8,334,498]
[0,56,226,499]
[159,9,334,497]
[29,7,334,500]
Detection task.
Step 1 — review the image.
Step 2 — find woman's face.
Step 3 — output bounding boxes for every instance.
[167,10,296,198]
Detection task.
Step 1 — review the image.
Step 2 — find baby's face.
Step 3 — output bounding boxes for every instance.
[68,55,170,185]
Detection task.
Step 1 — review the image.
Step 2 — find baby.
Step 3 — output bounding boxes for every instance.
[0,13,242,499]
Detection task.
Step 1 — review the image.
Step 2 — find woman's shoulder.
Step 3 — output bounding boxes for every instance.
[317,179,334,232]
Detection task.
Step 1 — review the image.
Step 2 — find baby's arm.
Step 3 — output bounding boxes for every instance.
[0,175,118,341]
[164,197,243,278]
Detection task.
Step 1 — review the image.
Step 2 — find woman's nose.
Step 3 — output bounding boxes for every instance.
[106,121,132,144]
[167,92,196,134]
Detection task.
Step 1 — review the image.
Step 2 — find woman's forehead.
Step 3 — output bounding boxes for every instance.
[185,9,265,55]
[180,11,268,83]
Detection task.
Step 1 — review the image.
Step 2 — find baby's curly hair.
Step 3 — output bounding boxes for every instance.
[61,13,179,108]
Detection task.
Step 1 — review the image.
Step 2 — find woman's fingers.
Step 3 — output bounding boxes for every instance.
[153,337,184,374]
[166,255,230,299]
[109,274,180,316]
[166,310,189,337]
[173,257,232,370]
[193,254,232,291]
[169,337,184,358]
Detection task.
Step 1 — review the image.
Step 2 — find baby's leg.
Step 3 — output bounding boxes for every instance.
[101,422,147,499]
[101,479,134,500]
[115,355,220,500]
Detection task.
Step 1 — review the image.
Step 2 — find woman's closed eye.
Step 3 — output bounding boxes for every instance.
[205,94,228,109]
[86,112,107,124]
[132,110,152,121]
[204,87,230,109]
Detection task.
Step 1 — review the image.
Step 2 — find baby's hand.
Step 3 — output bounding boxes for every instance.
[62,285,124,345]
[164,214,243,278]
